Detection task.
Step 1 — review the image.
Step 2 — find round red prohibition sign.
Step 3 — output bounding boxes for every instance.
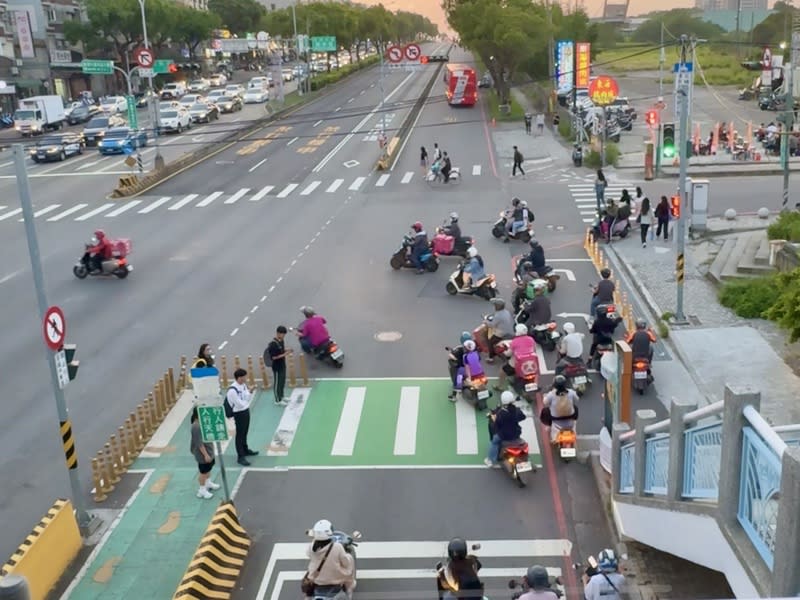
[404,43,421,61]
[43,305,66,351]
[133,47,155,68]
[387,45,403,63]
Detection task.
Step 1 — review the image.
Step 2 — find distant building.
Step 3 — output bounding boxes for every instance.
[695,0,727,9]
[696,0,767,9]
[700,9,773,32]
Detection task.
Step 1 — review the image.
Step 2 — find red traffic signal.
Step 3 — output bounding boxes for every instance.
[167,63,178,73]
[420,55,429,64]
[645,110,658,127]
[670,195,681,218]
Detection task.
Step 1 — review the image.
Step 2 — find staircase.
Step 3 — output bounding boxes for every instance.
[708,231,775,284]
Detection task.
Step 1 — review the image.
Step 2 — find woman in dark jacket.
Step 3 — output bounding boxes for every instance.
[654,196,670,241]
[192,343,214,368]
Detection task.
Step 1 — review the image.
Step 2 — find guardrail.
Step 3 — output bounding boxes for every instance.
[584,228,636,332]
[612,385,800,596]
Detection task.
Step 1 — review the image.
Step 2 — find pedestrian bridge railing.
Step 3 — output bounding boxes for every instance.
[611,385,800,598]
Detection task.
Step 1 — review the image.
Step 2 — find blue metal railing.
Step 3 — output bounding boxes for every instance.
[682,422,723,499]
[619,442,635,493]
[643,433,669,495]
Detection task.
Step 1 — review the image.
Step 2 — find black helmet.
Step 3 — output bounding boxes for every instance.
[636,318,647,329]
[526,564,549,590]
[600,268,611,279]
[529,238,540,249]
[553,374,568,391]
[447,538,468,560]
[520,260,534,273]
[512,197,521,206]
[491,298,506,310]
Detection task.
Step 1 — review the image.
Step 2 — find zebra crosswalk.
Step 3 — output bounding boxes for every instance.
[568,182,637,223]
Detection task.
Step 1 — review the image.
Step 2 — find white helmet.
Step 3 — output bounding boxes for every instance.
[563,322,575,334]
[515,323,528,336]
[467,247,478,258]
[464,340,476,352]
[501,391,515,405]
[450,211,459,221]
[532,279,547,291]
[521,200,528,208]
[310,519,333,541]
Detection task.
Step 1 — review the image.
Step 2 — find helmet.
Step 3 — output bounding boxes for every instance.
[521,200,528,208]
[447,538,468,560]
[553,374,567,391]
[515,323,528,336]
[501,390,515,405]
[598,549,618,573]
[520,260,534,273]
[529,238,540,249]
[600,267,611,279]
[467,247,478,258]
[512,197,521,206]
[563,322,575,334]
[300,306,315,318]
[636,318,647,330]
[311,519,333,541]
[460,331,472,344]
[491,298,505,310]
[94,229,106,240]
[532,280,547,292]
[450,212,459,222]
[464,340,476,352]
[526,564,550,590]
[412,221,423,233]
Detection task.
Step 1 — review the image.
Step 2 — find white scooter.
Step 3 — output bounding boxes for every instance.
[445,262,498,300]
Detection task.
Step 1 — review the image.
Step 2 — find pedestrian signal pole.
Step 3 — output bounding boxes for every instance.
[675,35,691,323]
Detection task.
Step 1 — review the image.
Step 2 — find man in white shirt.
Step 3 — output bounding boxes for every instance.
[227,368,257,466]
[536,113,545,135]
[556,321,585,376]
[583,549,626,600]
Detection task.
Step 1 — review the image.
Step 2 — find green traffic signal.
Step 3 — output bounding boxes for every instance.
[662,122,676,159]
[663,146,675,158]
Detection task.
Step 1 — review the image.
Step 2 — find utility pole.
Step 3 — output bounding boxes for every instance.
[291,2,300,94]
[379,37,386,135]
[784,17,800,211]
[656,22,665,176]
[675,35,691,323]
[546,0,554,94]
[138,0,163,171]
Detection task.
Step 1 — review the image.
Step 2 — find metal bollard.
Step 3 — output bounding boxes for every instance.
[158,378,168,418]
[103,443,121,486]
[247,355,256,388]
[287,353,297,387]
[299,353,309,386]
[108,434,124,477]
[117,426,132,467]
[92,457,108,502]
[146,394,157,434]
[136,405,149,442]
[167,367,177,405]
[141,397,154,437]
[234,355,242,374]
[129,412,144,452]
[178,355,187,391]
[220,355,229,387]
[0,573,32,600]
[259,356,270,389]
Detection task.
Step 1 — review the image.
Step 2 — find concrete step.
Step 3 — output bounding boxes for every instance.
[754,236,771,265]
[736,232,776,276]
[721,235,757,281]
[708,238,737,285]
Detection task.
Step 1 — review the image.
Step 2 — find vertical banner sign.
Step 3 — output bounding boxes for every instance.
[14,11,35,58]
[556,40,574,91]
[575,42,591,89]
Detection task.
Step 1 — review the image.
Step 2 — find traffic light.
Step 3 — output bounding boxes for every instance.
[63,343,79,381]
[662,123,675,158]
[645,110,658,127]
[420,55,429,64]
[670,195,681,219]
[168,63,178,73]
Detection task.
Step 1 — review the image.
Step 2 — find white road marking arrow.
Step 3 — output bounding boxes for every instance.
[556,312,592,325]
[552,268,575,281]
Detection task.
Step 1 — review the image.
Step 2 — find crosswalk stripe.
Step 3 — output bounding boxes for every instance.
[224,188,250,204]
[27,204,62,219]
[48,204,88,221]
[300,181,321,196]
[0,205,6,211]
[394,386,419,456]
[75,203,115,221]
[251,186,273,201]
[455,399,479,455]
[168,194,198,211]
[267,388,310,456]
[326,179,344,193]
[401,171,414,184]
[518,403,541,458]
[277,183,298,198]
[349,176,365,191]
[376,174,390,187]
[472,164,481,176]
[196,191,224,207]
[331,387,366,456]
[104,201,141,217]
[138,197,171,213]
[0,208,23,221]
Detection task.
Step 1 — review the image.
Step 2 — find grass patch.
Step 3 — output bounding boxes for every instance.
[309,54,380,91]
[768,211,800,242]
[719,276,781,318]
[486,91,526,122]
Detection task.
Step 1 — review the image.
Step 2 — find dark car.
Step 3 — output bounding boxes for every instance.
[428,54,449,62]
[97,127,148,155]
[83,114,126,146]
[188,102,219,123]
[215,94,243,114]
[29,132,85,162]
[135,91,155,108]
[67,104,101,126]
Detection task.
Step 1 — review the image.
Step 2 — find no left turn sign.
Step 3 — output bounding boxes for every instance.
[404,43,421,62]
[133,47,155,68]
[387,45,403,63]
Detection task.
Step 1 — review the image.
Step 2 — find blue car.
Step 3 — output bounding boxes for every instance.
[97,127,148,155]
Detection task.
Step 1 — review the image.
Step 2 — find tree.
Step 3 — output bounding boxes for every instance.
[751,3,797,47]
[208,0,265,36]
[631,9,725,44]
[171,6,221,60]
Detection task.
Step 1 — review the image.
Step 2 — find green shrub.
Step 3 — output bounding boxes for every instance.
[557,118,573,140]
[585,143,620,168]
[765,268,800,341]
[767,211,800,242]
[718,276,781,318]
[486,92,525,121]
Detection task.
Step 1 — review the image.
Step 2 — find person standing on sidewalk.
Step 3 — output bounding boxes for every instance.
[227,368,258,466]
[524,113,532,134]
[637,197,652,248]
[191,343,215,369]
[190,406,221,498]
[267,326,293,406]
[655,196,670,241]
[594,169,607,213]
[512,146,525,178]
[536,113,545,135]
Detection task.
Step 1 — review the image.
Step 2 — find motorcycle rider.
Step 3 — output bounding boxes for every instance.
[409,221,429,274]
[496,323,536,390]
[447,332,473,401]
[626,318,657,368]
[297,306,331,354]
[506,199,534,242]
[437,538,483,599]
[518,564,559,600]
[462,246,486,289]
[555,322,585,376]
[589,306,620,361]
[520,239,548,276]
[525,281,552,328]
[512,261,538,313]
[87,229,113,273]
[441,151,453,183]
[484,298,514,363]
[304,519,356,599]
[541,375,579,439]
[590,268,615,318]
[582,549,626,600]
[442,212,461,240]
[485,391,526,468]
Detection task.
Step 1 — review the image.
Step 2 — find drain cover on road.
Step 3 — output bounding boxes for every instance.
[375,331,402,342]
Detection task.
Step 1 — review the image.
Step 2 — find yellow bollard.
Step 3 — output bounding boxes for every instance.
[129,413,143,453]
[247,355,256,388]
[117,426,132,467]
[288,353,297,387]
[178,355,187,391]
[103,443,121,485]
[136,405,149,443]
[124,417,138,456]
[167,367,177,404]
[234,355,242,374]
[259,356,270,389]
[108,434,124,477]
[92,457,108,502]
[152,385,163,423]
[159,378,169,417]
[220,355,229,388]
[97,450,113,495]
[146,394,158,434]
[299,353,309,386]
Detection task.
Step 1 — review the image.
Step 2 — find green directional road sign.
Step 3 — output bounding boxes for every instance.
[125,95,138,130]
[153,59,173,74]
[198,405,229,443]
[81,59,114,75]
[311,36,337,52]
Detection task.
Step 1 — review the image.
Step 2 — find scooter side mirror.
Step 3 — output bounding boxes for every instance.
[305,529,313,537]
[445,346,452,351]
[471,543,481,550]
[352,530,362,540]
[508,579,519,589]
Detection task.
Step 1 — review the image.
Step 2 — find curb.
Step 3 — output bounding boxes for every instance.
[616,165,796,178]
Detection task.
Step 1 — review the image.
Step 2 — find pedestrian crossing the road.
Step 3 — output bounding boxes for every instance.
[263,379,542,468]
[568,182,637,224]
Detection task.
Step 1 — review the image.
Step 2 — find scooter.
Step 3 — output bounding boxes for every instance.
[459,372,491,410]
[298,335,345,369]
[632,357,653,394]
[514,257,560,293]
[572,145,583,167]
[487,411,534,488]
[530,322,561,352]
[445,263,498,300]
[508,571,564,598]
[435,543,485,600]
[73,238,133,280]
[390,234,439,272]
[558,357,590,396]
[491,210,533,243]
[471,322,510,356]
[304,526,362,599]
[554,425,578,462]
[500,343,541,404]
[431,226,473,258]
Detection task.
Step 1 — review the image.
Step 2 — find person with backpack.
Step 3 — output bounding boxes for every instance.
[191,343,214,369]
[540,375,579,442]
[266,325,293,406]
[582,549,626,600]
[226,368,257,466]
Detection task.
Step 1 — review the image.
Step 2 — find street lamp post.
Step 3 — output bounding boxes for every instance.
[137,0,163,170]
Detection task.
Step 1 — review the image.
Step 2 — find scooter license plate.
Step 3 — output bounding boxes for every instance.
[560,447,577,458]
[634,371,648,380]
[477,390,490,400]
[550,331,560,339]
[490,281,497,288]
[524,382,538,392]
[574,376,587,385]
[331,349,344,359]
[516,462,533,473]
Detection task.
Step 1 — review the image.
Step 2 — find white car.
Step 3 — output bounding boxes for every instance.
[209,73,227,87]
[207,90,228,104]
[188,79,210,93]
[225,84,246,98]
[157,109,192,133]
[244,87,268,103]
[64,101,83,118]
[281,68,294,82]
[100,96,127,114]
[248,76,268,89]
[179,94,203,107]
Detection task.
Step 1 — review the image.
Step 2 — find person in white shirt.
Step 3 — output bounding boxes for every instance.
[517,564,558,599]
[555,321,585,375]
[583,549,626,600]
[536,113,545,134]
[227,368,257,466]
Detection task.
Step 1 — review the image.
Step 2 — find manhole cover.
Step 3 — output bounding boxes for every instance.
[375,331,402,342]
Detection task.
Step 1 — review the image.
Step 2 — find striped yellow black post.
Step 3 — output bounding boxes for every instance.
[676,253,685,284]
[173,501,250,600]
[60,420,77,469]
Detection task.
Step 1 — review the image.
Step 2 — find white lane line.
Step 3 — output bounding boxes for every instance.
[240,316,249,325]
[0,205,5,211]
[251,186,274,201]
[76,160,100,171]
[455,398,479,455]
[359,90,365,95]
[48,204,88,221]
[0,161,12,168]
[287,136,299,146]
[518,402,542,461]
[347,97,354,103]
[168,194,198,211]
[276,183,298,198]
[326,179,344,193]
[472,164,482,176]
[334,107,342,112]
[401,171,414,183]
[74,203,115,221]
[331,387,366,456]
[138,197,171,213]
[224,188,250,204]
[249,158,267,172]
[104,201,142,217]
[313,120,323,127]
[267,388,312,456]
[393,386,419,456]
[230,327,239,337]
[196,191,224,207]
[300,181,321,196]
[348,177,365,191]
[0,208,23,221]
[26,204,63,219]
[375,173,390,187]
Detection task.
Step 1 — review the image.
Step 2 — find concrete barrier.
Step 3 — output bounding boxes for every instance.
[0,499,81,600]
[172,501,250,600]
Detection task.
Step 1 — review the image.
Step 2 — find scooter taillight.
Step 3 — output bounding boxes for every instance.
[472,375,487,386]
[329,344,338,353]
[556,430,577,445]
[634,361,648,370]
[505,444,529,457]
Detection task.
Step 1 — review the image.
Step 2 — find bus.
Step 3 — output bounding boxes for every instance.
[443,64,477,106]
